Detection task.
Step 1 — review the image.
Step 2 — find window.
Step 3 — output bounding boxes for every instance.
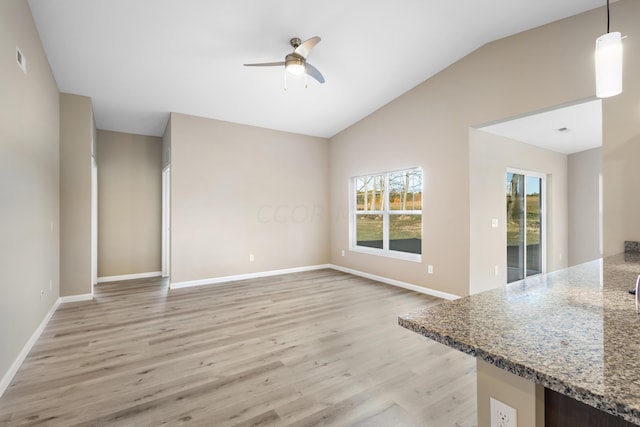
[351,168,422,261]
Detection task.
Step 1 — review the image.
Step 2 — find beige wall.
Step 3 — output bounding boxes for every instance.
[169,113,329,284]
[330,0,640,297]
[603,32,640,260]
[96,130,162,277]
[0,0,60,387]
[568,147,602,266]
[469,129,568,295]
[60,93,94,297]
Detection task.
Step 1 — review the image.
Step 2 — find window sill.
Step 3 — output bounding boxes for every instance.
[349,246,422,263]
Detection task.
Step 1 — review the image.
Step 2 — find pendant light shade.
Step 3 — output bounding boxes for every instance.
[595,31,623,98]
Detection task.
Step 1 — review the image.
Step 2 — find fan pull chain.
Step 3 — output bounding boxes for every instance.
[304,71,308,89]
[283,68,287,91]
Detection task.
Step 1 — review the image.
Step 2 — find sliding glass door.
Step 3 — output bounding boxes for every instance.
[506,170,545,283]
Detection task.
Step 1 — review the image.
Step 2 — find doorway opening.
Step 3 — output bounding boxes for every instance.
[162,166,171,278]
[91,155,98,291]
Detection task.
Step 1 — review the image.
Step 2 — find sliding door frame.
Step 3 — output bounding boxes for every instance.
[506,167,547,282]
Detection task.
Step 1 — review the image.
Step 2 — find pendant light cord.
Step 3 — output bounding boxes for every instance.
[607,0,610,33]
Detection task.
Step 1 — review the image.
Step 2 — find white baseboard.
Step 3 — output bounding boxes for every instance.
[97,271,162,283]
[170,264,332,290]
[0,289,97,398]
[169,263,459,300]
[59,293,93,303]
[0,298,60,398]
[329,264,460,300]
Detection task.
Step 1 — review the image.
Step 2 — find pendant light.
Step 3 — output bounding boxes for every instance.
[595,0,622,98]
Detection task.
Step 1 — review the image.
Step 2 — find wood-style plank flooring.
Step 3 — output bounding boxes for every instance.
[0,269,476,426]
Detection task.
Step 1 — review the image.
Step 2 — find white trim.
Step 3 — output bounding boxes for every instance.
[97,271,162,283]
[349,246,422,263]
[162,167,171,278]
[329,264,460,300]
[350,167,424,262]
[0,299,60,398]
[59,294,93,303]
[91,156,98,290]
[170,265,332,290]
[169,263,459,300]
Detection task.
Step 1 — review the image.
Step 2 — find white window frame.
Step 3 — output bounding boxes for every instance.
[349,167,423,263]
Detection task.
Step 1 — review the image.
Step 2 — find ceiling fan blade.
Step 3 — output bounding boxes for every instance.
[294,36,321,59]
[244,61,285,67]
[305,62,325,84]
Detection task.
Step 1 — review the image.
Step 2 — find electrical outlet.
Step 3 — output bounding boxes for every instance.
[49,279,53,290]
[427,265,433,274]
[341,249,345,257]
[249,254,255,262]
[490,397,517,427]
[494,265,499,276]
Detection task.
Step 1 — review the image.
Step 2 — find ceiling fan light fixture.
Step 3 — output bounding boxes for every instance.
[285,55,306,76]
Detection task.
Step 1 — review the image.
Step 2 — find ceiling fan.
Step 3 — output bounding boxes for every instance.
[244,36,325,85]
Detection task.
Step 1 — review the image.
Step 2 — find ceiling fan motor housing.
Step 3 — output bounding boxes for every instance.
[285,53,305,75]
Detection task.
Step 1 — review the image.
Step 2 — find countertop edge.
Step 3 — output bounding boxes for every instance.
[398,316,640,425]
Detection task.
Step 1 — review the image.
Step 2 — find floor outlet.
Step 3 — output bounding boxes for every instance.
[490,397,517,427]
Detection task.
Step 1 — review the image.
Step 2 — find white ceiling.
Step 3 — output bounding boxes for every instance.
[478,99,602,155]
[27,0,605,138]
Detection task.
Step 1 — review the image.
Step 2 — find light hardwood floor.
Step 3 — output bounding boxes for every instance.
[0,269,476,426]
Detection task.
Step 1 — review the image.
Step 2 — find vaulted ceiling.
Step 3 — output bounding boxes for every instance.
[28,0,605,138]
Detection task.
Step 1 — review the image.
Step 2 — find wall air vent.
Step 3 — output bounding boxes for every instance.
[556,127,570,133]
[16,46,27,74]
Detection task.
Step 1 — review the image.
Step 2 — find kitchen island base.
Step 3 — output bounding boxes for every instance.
[477,360,544,427]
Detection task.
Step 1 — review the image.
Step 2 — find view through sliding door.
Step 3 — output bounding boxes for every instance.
[506,170,544,283]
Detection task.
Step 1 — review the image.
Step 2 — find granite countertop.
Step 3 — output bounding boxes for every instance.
[399,253,640,425]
